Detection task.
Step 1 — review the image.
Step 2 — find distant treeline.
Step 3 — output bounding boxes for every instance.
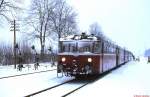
[0,42,57,65]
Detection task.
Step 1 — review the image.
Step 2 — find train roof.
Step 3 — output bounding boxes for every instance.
[59,33,131,52]
[59,34,99,41]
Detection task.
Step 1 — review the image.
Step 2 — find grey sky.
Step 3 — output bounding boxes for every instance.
[0,0,150,56]
[68,0,150,56]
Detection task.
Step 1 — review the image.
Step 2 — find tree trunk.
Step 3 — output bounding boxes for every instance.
[40,42,45,61]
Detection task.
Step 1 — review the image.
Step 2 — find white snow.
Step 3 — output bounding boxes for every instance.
[0,62,74,97]
[33,82,85,97]
[0,57,150,97]
[0,62,56,78]
[68,57,150,97]
[60,35,98,41]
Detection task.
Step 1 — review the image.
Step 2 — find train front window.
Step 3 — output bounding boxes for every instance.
[60,41,77,52]
[60,41,101,53]
[78,41,93,53]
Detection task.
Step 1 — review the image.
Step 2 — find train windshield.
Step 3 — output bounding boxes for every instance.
[60,41,101,53]
[78,41,93,52]
[60,41,77,52]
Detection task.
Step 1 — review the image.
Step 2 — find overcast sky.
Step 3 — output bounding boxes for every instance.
[0,0,150,56]
[68,0,150,56]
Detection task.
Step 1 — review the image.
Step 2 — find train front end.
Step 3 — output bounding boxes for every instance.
[57,35,101,77]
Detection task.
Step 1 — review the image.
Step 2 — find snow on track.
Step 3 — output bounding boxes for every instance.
[32,80,88,97]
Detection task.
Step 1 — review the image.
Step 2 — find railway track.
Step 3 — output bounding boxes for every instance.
[0,69,56,79]
[62,81,90,97]
[24,77,96,97]
[24,66,116,97]
[24,79,75,97]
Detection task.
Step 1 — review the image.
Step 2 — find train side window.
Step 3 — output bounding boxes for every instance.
[109,45,115,53]
[103,42,108,53]
[94,41,101,53]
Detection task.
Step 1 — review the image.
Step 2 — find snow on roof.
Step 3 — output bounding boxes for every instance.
[60,34,98,41]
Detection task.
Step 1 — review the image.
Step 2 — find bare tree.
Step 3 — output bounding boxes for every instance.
[50,0,77,38]
[0,44,3,64]
[89,22,103,37]
[18,40,33,64]
[25,0,56,58]
[0,0,21,23]
[25,0,77,58]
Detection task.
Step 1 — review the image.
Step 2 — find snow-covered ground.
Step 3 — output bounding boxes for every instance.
[0,62,73,97]
[0,62,56,78]
[34,80,86,97]
[0,57,150,97]
[69,57,150,97]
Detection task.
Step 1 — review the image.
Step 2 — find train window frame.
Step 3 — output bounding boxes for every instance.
[60,41,77,52]
[60,40,101,53]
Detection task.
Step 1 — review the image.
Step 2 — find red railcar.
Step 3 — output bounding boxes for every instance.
[57,34,133,77]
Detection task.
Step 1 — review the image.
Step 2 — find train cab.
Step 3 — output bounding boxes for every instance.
[58,34,101,77]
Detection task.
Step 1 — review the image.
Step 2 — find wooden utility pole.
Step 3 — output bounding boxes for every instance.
[14,20,16,69]
[10,20,19,69]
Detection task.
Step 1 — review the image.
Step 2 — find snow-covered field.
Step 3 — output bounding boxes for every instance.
[0,57,150,97]
[0,62,73,97]
[69,57,150,97]
[0,62,56,78]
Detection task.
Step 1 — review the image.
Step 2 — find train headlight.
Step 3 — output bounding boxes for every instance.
[88,58,92,62]
[61,57,66,62]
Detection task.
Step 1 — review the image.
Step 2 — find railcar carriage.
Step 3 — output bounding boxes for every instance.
[57,33,133,77]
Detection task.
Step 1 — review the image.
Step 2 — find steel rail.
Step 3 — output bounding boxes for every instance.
[0,69,56,79]
[24,79,75,97]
